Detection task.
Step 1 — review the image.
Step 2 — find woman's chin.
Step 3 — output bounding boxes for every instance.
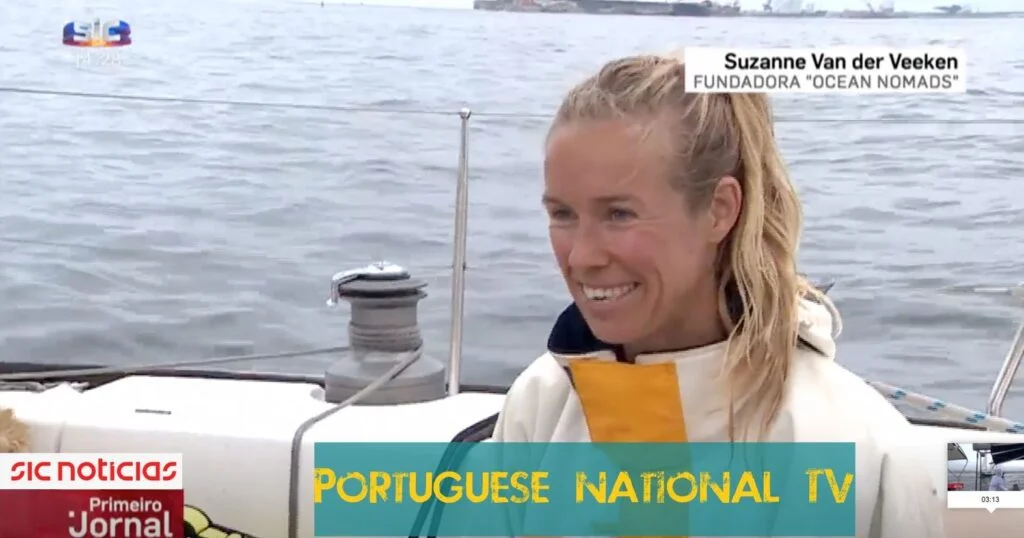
[585,317,642,346]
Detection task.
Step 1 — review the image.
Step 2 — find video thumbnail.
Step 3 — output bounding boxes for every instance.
[947,442,1024,510]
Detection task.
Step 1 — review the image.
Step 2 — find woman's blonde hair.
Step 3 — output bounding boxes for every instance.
[550,53,831,439]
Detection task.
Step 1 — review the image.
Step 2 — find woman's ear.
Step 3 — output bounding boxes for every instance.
[706,175,742,244]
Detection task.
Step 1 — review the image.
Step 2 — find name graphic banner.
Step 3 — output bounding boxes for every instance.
[313,442,856,536]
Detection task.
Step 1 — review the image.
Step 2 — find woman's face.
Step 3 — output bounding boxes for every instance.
[543,118,740,351]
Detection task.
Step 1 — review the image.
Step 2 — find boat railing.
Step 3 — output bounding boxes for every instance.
[988,289,1024,416]
[447,109,471,396]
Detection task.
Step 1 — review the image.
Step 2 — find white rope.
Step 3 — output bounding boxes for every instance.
[869,380,1024,434]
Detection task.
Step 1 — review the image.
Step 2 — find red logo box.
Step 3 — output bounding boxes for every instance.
[0,454,184,538]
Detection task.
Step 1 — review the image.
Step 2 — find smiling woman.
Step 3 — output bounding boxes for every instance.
[492,52,946,537]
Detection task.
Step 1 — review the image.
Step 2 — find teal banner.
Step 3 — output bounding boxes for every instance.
[313,442,855,536]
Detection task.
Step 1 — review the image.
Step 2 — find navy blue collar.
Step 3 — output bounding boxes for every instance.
[546,302,628,361]
[546,281,746,361]
[545,280,826,368]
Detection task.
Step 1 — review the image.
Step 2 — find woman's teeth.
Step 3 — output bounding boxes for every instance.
[582,283,638,302]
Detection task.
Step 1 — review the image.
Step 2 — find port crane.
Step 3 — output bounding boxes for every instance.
[863,0,895,14]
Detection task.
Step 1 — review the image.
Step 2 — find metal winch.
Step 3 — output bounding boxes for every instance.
[322,261,445,405]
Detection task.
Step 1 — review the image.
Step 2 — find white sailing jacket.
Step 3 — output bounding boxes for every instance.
[491,297,945,538]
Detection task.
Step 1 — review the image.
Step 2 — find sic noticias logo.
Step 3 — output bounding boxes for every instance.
[62,18,132,68]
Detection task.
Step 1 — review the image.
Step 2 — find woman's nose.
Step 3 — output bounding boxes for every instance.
[567,227,610,270]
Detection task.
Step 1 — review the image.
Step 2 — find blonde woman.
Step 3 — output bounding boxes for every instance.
[492,54,944,537]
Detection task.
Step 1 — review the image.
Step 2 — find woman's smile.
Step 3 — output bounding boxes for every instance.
[577,282,642,319]
[580,282,639,301]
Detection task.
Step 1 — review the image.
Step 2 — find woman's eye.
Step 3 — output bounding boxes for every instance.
[608,208,635,221]
[549,208,574,221]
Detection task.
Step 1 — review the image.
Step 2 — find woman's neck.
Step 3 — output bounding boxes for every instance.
[622,286,729,361]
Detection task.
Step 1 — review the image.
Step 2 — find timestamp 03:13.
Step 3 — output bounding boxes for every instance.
[74,50,124,69]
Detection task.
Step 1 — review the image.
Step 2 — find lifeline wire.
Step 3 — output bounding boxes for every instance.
[2,86,1023,124]
[0,236,285,258]
[0,346,350,382]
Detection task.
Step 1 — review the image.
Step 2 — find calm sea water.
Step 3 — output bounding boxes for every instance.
[1,1,1023,418]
